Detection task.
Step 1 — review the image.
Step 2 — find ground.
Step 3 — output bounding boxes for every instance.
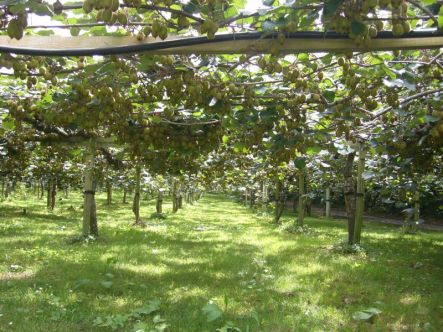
[0,192,442,332]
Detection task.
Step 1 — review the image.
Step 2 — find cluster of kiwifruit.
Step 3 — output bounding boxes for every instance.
[170,13,190,30]
[326,0,411,47]
[282,66,300,83]
[388,0,411,37]
[429,110,443,138]
[335,122,351,139]
[136,19,168,40]
[58,83,134,130]
[418,55,442,79]
[353,83,379,110]
[383,90,400,108]
[200,19,218,39]
[83,0,130,26]
[257,56,283,73]
[285,16,300,33]
[8,58,59,86]
[6,99,25,122]
[388,140,407,150]
[286,94,307,108]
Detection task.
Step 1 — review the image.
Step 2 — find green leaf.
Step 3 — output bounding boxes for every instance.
[138,55,156,71]
[439,6,443,28]
[73,278,92,290]
[222,135,230,144]
[0,0,27,6]
[93,317,104,326]
[293,157,306,170]
[132,300,161,316]
[233,142,246,153]
[202,302,223,322]
[70,27,80,36]
[352,307,382,321]
[100,280,113,289]
[8,3,26,14]
[350,20,366,37]
[306,146,321,155]
[322,89,335,102]
[382,78,415,91]
[35,29,55,36]
[225,5,238,18]
[352,311,372,320]
[132,321,149,331]
[2,119,15,130]
[323,0,344,17]
[262,20,276,32]
[364,307,382,315]
[29,2,53,16]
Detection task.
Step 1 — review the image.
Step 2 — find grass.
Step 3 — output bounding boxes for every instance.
[0,191,442,332]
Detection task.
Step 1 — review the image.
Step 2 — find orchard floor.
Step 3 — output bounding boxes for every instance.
[0,192,442,332]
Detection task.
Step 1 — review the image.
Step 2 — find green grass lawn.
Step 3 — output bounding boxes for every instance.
[0,192,442,332]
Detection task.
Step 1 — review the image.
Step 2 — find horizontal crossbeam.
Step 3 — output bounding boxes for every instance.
[0,31,442,56]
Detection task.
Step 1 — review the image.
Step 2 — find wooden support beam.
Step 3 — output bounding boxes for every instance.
[325,187,331,218]
[82,140,97,237]
[0,31,442,56]
[353,143,366,244]
[297,171,306,227]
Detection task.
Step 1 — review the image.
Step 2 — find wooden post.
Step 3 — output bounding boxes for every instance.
[50,180,56,210]
[46,179,52,210]
[413,190,420,222]
[344,152,357,245]
[189,190,194,205]
[305,175,311,217]
[297,171,305,226]
[106,180,112,205]
[274,179,284,224]
[178,192,183,209]
[39,179,44,199]
[132,165,141,223]
[261,180,269,213]
[172,179,179,212]
[82,141,97,237]
[5,180,11,198]
[325,187,331,218]
[354,143,366,244]
[156,190,163,214]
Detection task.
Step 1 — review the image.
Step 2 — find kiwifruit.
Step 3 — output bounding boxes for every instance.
[117,11,128,25]
[83,0,94,14]
[392,23,404,37]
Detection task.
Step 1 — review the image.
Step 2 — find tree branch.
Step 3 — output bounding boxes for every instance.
[372,87,443,119]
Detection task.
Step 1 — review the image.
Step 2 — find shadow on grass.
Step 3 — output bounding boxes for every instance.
[1,192,442,331]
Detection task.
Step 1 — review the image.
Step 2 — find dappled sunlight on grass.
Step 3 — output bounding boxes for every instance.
[0,192,442,331]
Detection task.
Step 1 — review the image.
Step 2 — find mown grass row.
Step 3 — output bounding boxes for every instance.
[0,192,442,331]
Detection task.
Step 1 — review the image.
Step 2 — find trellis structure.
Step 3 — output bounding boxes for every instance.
[0,31,442,56]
